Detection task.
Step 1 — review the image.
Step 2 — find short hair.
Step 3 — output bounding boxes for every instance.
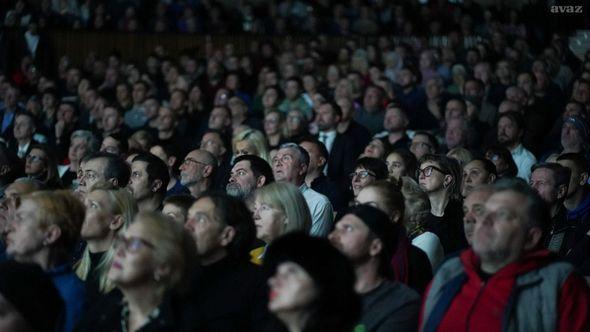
[531,162,571,189]
[354,157,388,180]
[278,142,310,168]
[498,111,525,131]
[493,178,551,239]
[132,152,170,196]
[299,137,329,164]
[387,149,418,180]
[163,195,196,212]
[85,152,131,187]
[413,131,439,152]
[199,192,256,262]
[469,158,498,176]
[233,154,274,184]
[71,130,100,154]
[255,182,312,238]
[557,153,589,174]
[321,101,343,118]
[104,133,129,155]
[420,154,463,199]
[362,180,405,224]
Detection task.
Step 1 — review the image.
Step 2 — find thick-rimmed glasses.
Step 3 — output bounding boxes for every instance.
[416,165,446,178]
[114,235,154,253]
[349,170,376,180]
[182,158,209,167]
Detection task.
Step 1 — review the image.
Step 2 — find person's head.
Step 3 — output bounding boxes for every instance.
[185,192,256,265]
[556,153,589,198]
[361,138,392,160]
[350,157,388,197]
[299,138,329,175]
[473,179,550,272]
[462,158,497,197]
[178,149,216,189]
[69,130,99,164]
[6,190,85,266]
[109,211,196,293]
[227,96,248,119]
[329,205,398,278]
[386,149,418,182]
[232,129,270,163]
[272,143,310,185]
[157,106,177,133]
[101,106,124,134]
[355,180,405,224]
[463,185,494,246]
[485,145,518,178]
[447,147,473,166]
[315,102,342,132]
[227,155,274,201]
[162,195,196,225]
[0,261,64,332]
[78,152,130,196]
[529,163,570,206]
[100,134,128,156]
[13,112,36,142]
[253,182,312,244]
[128,153,170,203]
[418,154,462,198]
[444,98,467,122]
[25,145,59,186]
[262,86,283,110]
[362,85,384,110]
[200,130,228,158]
[561,116,589,152]
[286,109,307,136]
[410,131,438,160]
[445,118,469,150]
[383,104,409,132]
[208,106,231,131]
[497,111,525,149]
[264,110,285,137]
[265,233,360,332]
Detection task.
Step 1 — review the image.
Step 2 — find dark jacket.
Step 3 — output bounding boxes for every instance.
[422,199,467,255]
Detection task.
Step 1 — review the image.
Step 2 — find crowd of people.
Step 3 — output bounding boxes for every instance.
[0,0,590,331]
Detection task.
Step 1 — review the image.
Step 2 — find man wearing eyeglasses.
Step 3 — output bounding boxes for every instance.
[272,143,334,237]
[77,152,130,198]
[178,149,217,199]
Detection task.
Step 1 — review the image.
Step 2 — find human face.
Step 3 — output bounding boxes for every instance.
[328,214,372,263]
[362,139,385,159]
[262,88,279,109]
[350,167,377,197]
[529,168,558,204]
[108,221,157,288]
[410,134,433,160]
[179,151,209,187]
[363,87,380,109]
[227,160,258,199]
[252,198,285,244]
[386,153,405,180]
[127,161,152,202]
[162,204,186,225]
[557,159,586,197]
[200,132,226,157]
[268,262,318,314]
[272,148,303,183]
[208,107,229,130]
[24,149,47,177]
[78,157,109,196]
[102,107,121,133]
[463,189,492,246]
[68,137,89,163]
[157,107,175,132]
[299,141,323,174]
[472,191,531,270]
[234,140,255,157]
[101,136,121,155]
[185,198,227,261]
[82,190,115,240]
[286,111,304,132]
[284,80,300,100]
[13,115,34,140]
[355,187,389,217]
[462,160,491,197]
[445,118,466,150]
[497,117,520,147]
[264,113,280,136]
[561,121,583,151]
[5,199,46,263]
[316,104,339,131]
[417,161,447,193]
[383,107,406,132]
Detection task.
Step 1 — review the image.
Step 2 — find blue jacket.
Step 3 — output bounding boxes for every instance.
[47,264,86,332]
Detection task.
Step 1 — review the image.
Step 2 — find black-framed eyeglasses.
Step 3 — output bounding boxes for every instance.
[182,158,208,167]
[416,165,446,178]
[349,170,376,180]
[114,235,155,253]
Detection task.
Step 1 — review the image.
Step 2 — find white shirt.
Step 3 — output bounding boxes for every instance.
[17,141,30,159]
[511,143,537,182]
[299,184,334,237]
[318,130,337,154]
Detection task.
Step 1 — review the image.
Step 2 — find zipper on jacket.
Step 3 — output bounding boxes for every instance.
[465,279,487,332]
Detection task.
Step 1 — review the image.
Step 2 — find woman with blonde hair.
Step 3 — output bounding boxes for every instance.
[232,128,271,163]
[77,211,199,331]
[250,182,312,264]
[75,181,138,305]
[4,190,86,332]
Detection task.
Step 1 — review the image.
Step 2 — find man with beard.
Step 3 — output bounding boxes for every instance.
[375,103,411,150]
[226,155,274,210]
[496,111,536,181]
[127,152,170,212]
[420,180,590,332]
[178,149,217,198]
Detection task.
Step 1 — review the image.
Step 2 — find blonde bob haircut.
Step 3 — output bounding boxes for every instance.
[255,182,312,239]
[75,182,138,293]
[232,128,271,163]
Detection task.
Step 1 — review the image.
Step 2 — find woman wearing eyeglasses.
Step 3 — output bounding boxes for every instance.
[77,211,200,332]
[24,144,62,189]
[417,154,467,255]
[75,182,138,306]
[350,157,388,199]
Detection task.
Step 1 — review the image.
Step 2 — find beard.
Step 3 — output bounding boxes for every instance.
[226,183,253,200]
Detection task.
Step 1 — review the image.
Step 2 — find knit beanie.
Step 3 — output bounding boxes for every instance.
[344,204,399,262]
[0,261,64,332]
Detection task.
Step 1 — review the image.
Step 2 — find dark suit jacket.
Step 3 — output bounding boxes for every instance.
[327,133,359,186]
